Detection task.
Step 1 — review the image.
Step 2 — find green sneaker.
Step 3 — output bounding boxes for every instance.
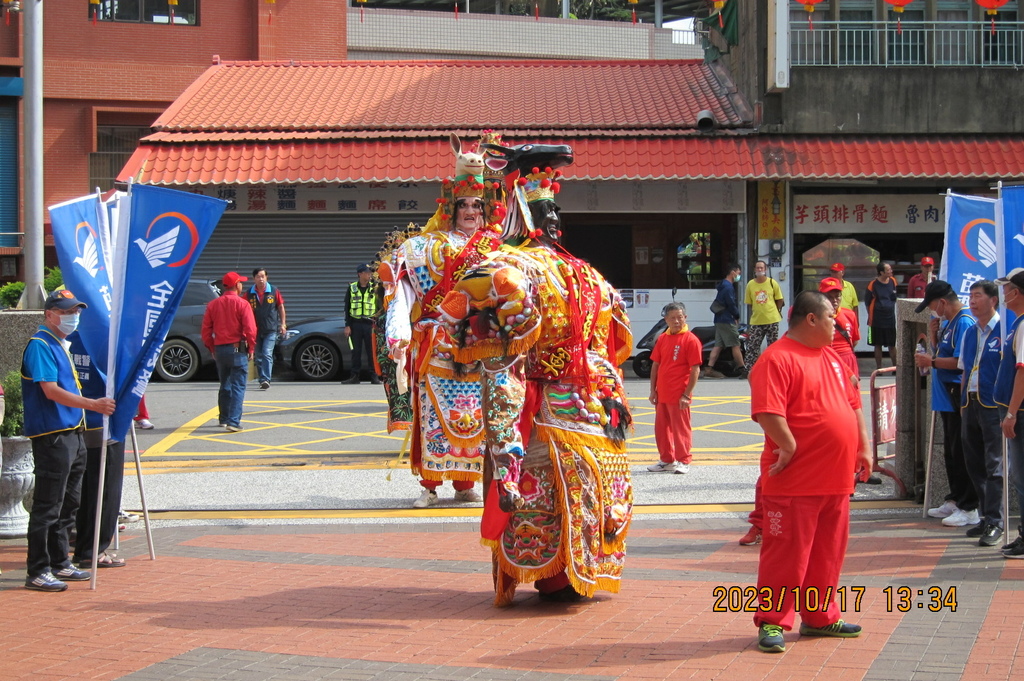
[758,623,786,653]
[799,620,862,638]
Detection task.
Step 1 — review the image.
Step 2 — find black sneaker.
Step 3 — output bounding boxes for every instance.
[1003,541,1024,559]
[1003,530,1024,552]
[25,572,68,592]
[799,620,862,638]
[966,522,988,538]
[54,566,91,581]
[980,524,1004,547]
[758,623,786,653]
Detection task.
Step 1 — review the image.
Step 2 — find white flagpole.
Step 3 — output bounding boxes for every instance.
[129,421,156,560]
[89,191,114,590]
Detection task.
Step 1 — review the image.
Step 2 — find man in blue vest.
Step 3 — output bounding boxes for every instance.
[342,264,381,385]
[913,280,979,528]
[995,268,1024,558]
[21,289,115,592]
[958,280,1004,548]
[247,267,287,391]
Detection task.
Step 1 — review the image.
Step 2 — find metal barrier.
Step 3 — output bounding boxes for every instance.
[870,366,907,497]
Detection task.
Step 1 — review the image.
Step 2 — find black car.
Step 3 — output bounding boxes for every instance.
[278,315,354,381]
[154,279,219,382]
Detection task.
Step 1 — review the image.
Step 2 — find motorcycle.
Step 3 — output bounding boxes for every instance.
[632,312,748,379]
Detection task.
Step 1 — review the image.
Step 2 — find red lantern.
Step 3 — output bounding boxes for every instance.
[884,0,915,35]
[976,0,1009,35]
[795,0,825,31]
[712,0,727,29]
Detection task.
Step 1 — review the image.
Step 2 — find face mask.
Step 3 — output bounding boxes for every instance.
[57,313,80,335]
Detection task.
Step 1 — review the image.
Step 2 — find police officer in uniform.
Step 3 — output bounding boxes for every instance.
[343,264,381,384]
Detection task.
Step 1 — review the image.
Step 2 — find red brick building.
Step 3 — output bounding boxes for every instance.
[0,0,346,280]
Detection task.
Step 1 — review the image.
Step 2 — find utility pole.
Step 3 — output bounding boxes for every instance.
[21,0,44,309]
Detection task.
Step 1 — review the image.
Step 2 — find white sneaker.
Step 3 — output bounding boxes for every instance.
[413,490,438,508]
[453,489,482,503]
[927,500,958,518]
[135,419,154,430]
[676,464,690,474]
[942,508,981,527]
[647,461,682,473]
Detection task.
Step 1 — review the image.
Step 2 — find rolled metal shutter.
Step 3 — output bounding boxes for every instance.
[191,212,431,322]
[0,102,16,248]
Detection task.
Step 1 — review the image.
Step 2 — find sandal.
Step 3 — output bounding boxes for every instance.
[96,553,126,568]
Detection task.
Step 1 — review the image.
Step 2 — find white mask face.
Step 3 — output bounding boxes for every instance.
[57,313,80,335]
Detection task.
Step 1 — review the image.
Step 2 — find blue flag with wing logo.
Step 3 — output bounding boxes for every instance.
[107,185,227,441]
[942,193,999,303]
[999,185,1024,274]
[49,194,115,371]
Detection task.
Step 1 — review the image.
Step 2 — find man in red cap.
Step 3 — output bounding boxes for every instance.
[819,277,860,378]
[829,262,860,324]
[907,257,936,300]
[202,272,257,432]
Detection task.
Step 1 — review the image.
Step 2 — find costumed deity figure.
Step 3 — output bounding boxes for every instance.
[372,225,418,434]
[377,134,507,507]
[439,145,634,605]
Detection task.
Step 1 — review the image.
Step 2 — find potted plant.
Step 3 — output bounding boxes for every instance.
[0,369,33,538]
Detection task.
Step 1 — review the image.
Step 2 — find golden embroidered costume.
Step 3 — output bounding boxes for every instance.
[378,142,506,487]
[440,165,633,605]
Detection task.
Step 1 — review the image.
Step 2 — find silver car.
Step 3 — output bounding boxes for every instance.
[278,316,354,381]
[154,279,219,382]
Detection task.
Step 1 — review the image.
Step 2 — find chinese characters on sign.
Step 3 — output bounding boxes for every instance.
[792,195,945,234]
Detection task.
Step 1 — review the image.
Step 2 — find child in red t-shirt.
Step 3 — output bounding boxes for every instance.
[647,303,703,474]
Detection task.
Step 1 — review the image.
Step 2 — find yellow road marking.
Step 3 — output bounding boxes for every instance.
[129,499,918,521]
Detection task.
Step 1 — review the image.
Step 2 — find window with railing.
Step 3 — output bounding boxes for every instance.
[88,0,199,26]
[89,126,149,192]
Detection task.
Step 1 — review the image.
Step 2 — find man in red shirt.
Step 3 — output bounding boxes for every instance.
[751,291,871,654]
[202,272,257,432]
[819,277,860,378]
[907,257,935,300]
[647,302,703,474]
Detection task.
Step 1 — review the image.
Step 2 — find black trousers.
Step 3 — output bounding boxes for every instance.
[349,320,374,375]
[73,437,126,564]
[27,429,86,577]
[939,383,978,512]
[961,395,1004,528]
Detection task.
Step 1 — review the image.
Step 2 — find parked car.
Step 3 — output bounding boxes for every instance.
[154,279,220,382]
[278,316,354,381]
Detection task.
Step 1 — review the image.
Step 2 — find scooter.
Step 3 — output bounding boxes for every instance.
[632,306,748,379]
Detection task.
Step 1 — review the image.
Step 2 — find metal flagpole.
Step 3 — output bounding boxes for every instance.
[922,411,937,519]
[129,421,156,560]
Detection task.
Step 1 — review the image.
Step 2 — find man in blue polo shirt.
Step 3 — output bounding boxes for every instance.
[913,280,978,527]
[21,290,115,592]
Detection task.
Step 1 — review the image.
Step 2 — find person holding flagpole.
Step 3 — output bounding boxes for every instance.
[202,272,257,433]
[21,290,115,592]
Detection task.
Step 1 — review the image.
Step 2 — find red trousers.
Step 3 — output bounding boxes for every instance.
[754,494,850,631]
[747,475,763,529]
[655,401,692,464]
[420,479,474,491]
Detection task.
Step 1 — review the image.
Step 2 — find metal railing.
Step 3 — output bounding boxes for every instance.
[791,20,1024,67]
[347,8,704,61]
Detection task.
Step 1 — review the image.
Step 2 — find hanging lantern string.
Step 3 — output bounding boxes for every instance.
[90,0,99,26]
[714,1,726,29]
[266,0,274,26]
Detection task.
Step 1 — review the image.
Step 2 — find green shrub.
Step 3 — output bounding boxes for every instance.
[0,281,25,308]
[0,266,62,309]
[1,370,24,438]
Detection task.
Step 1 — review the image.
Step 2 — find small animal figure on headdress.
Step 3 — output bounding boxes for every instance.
[450,133,485,179]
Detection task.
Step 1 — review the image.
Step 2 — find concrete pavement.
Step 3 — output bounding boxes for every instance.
[6,369,997,681]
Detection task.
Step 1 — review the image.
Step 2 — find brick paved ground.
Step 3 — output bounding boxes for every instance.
[1,515,1019,681]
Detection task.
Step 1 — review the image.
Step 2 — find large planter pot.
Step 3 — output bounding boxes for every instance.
[0,435,34,538]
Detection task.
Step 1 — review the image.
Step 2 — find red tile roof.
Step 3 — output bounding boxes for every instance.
[117,60,1024,185]
[120,135,1024,184]
[153,60,751,132]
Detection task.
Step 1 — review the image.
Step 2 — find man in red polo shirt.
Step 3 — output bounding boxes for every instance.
[907,257,935,300]
[751,291,871,654]
[202,272,257,432]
